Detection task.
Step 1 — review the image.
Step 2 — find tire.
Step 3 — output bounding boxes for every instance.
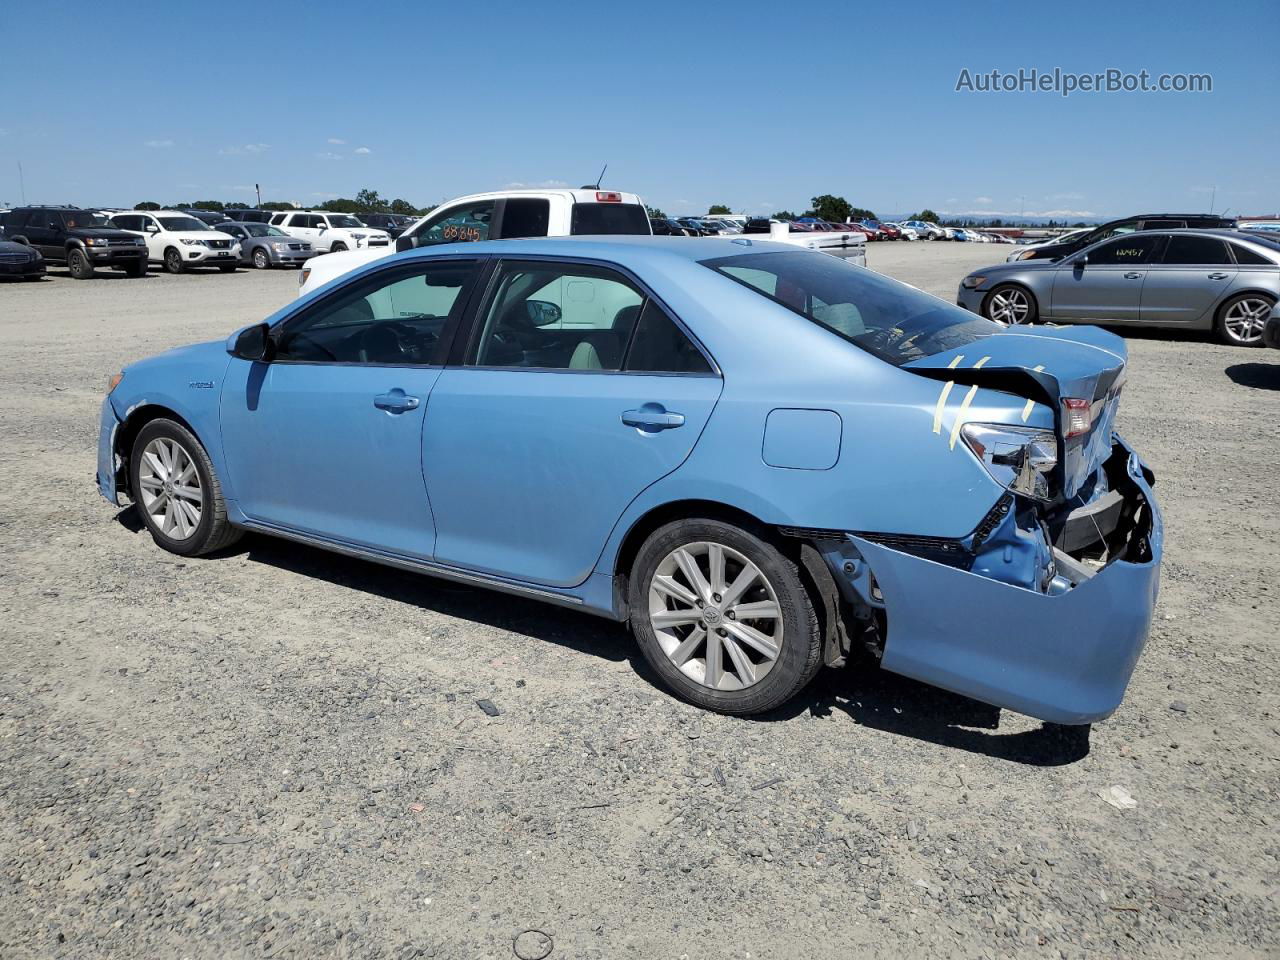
[67,248,95,280]
[252,247,271,270]
[1215,292,1274,347]
[124,261,146,278]
[983,283,1038,325]
[628,518,822,716]
[329,242,347,253]
[164,247,185,274]
[128,418,243,557]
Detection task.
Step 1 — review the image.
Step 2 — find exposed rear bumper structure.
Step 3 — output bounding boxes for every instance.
[830,435,1162,725]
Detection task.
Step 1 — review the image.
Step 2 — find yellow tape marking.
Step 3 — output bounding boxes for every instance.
[1020,364,1046,422]
[949,385,980,449]
[973,356,991,369]
[931,355,965,434]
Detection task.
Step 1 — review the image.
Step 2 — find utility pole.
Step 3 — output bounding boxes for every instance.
[255,183,262,207]
[17,160,26,204]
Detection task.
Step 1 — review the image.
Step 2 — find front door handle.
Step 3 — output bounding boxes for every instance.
[622,404,685,431]
[373,389,420,413]
[1123,272,1144,280]
[1207,272,1230,280]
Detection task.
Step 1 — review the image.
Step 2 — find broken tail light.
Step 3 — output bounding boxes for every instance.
[960,423,1058,501]
[1062,398,1093,438]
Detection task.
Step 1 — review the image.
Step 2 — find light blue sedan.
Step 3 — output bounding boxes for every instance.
[97,237,1162,722]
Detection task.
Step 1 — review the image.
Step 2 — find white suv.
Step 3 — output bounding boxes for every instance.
[269,211,392,254]
[108,210,240,273]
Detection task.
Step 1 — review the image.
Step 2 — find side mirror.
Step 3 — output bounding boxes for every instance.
[1073,255,1088,269]
[146,225,159,234]
[317,224,327,233]
[227,322,275,362]
[526,300,562,326]
[396,235,416,253]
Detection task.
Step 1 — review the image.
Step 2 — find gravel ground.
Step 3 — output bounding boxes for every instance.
[1,245,1277,959]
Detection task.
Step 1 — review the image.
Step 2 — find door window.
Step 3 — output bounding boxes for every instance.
[1231,243,1275,266]
[1085,234,1164,265]
[274,260,479,365]
[625,301,713,374]
[412,201,495,245]
[498,198,551,239]
[471,260,645,370]
[1161,235,1231,265]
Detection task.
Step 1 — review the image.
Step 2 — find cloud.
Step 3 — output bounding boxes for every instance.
[144,139,174,148]
[219,143,270,156]
[974,196,993,204]
[500,178,569,189]
[315,152,343,161]
[222,184,259,194]
[310,192,338,199]
[327,137,347,145]
[354,146,372,155]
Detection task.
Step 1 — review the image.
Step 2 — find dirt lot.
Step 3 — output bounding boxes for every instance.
[1,244,1277,959]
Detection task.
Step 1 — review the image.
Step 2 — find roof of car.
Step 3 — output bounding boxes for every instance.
[398,234,803,266]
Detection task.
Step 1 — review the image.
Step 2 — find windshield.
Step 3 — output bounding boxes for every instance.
[326,215,365,229]
[570,202,650,236]
[243,224,286,237]
[704,250,1001,366]
[156,217,210,232]
[62,211,111,228]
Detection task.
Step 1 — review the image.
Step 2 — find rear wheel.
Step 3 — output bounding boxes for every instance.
[1215,293,1274,346]
[629,518,822,715]
[164,247,184,274]
[252,247,271,269]
[128,418,242,557]
[983,283,1037,325]
[67,248,95,279]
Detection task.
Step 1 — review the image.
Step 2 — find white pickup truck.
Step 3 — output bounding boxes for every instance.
[741,221,866,266]
[297,187,651,297]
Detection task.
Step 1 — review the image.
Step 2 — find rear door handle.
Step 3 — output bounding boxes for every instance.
[373,389,420,413]
[1207,272,1230,280]
[1123,272,1144,280]
[622,405,685,431]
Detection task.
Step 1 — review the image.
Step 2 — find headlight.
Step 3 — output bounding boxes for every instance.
[299,267,311,287]
[179,238,206,246]
[270,241,287,251]
[960,423,1057,501]
[961,275,987,289]
[85,236,109,246]
[351,233,367,239]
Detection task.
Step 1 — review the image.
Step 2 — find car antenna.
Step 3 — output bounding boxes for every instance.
[580,163,607,190]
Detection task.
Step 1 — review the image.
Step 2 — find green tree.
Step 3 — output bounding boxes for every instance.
[354,188,387,214]
[645,204,668,219]
[319,198,360,213]
[772,210,798,220]
[134,201,161,210]
[191,200,225,211]
[261,201,294,211]
[707,203,732,215]
[809,195,853,223]
[225,201,249,210]
[389,198,418,216]
[913,208,940,223]
[847,207,877,222]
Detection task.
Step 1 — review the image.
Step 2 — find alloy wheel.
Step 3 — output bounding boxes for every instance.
[647,541,783,691]
[987,287,1031,324]
[1222,297,1272,344]
[137,437,203,540]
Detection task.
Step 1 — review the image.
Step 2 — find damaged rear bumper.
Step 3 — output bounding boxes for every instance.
[841,436,1162,725]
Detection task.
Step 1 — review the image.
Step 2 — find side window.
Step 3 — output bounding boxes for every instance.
[271,213,286,225]
[42,211,62,230]
[413,201,494,245]
[274,260,479,365]
[498,198,551,239]
[1232,243,1273,266]
[1086,235,1163,265]
[1161,235,1231,265]
[1095,220,1139,242]
[625,301,713,374]
[112,215,135,230]
[471,260,644,370]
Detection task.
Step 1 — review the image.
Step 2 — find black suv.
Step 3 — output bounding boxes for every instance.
[1,206,148,278]
[358,213,414,238]
[1013,213,1237,261]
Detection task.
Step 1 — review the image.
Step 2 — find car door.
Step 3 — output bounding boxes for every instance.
[26,211,57,259]
[399,199,496,251]
[219,258,483,558]
[1139,234,1237,324]
[1050,233,1165,323]
[422,257,722,588]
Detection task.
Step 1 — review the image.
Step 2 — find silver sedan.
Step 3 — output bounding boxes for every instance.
[957,230,1280,346]
[221,222,317,270]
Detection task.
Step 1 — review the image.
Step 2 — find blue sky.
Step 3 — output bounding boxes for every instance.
[3,1,1277,219]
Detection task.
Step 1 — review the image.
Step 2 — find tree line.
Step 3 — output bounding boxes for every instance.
[133,188,432,216]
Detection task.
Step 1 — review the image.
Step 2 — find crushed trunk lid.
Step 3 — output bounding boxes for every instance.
[904,325,1127,499]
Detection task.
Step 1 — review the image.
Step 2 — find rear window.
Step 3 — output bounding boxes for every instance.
[704,250,999,367]
[570,202,650,236]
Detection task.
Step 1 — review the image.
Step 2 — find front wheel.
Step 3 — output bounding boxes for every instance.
[629,518,822,715]
[329,242,347,253]
[164,247,185,274]
[129,419,242,557]
[1216,293,1274,347]
[983,283,1037,325]
[67,249,95,279]
[252,247,271,269]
